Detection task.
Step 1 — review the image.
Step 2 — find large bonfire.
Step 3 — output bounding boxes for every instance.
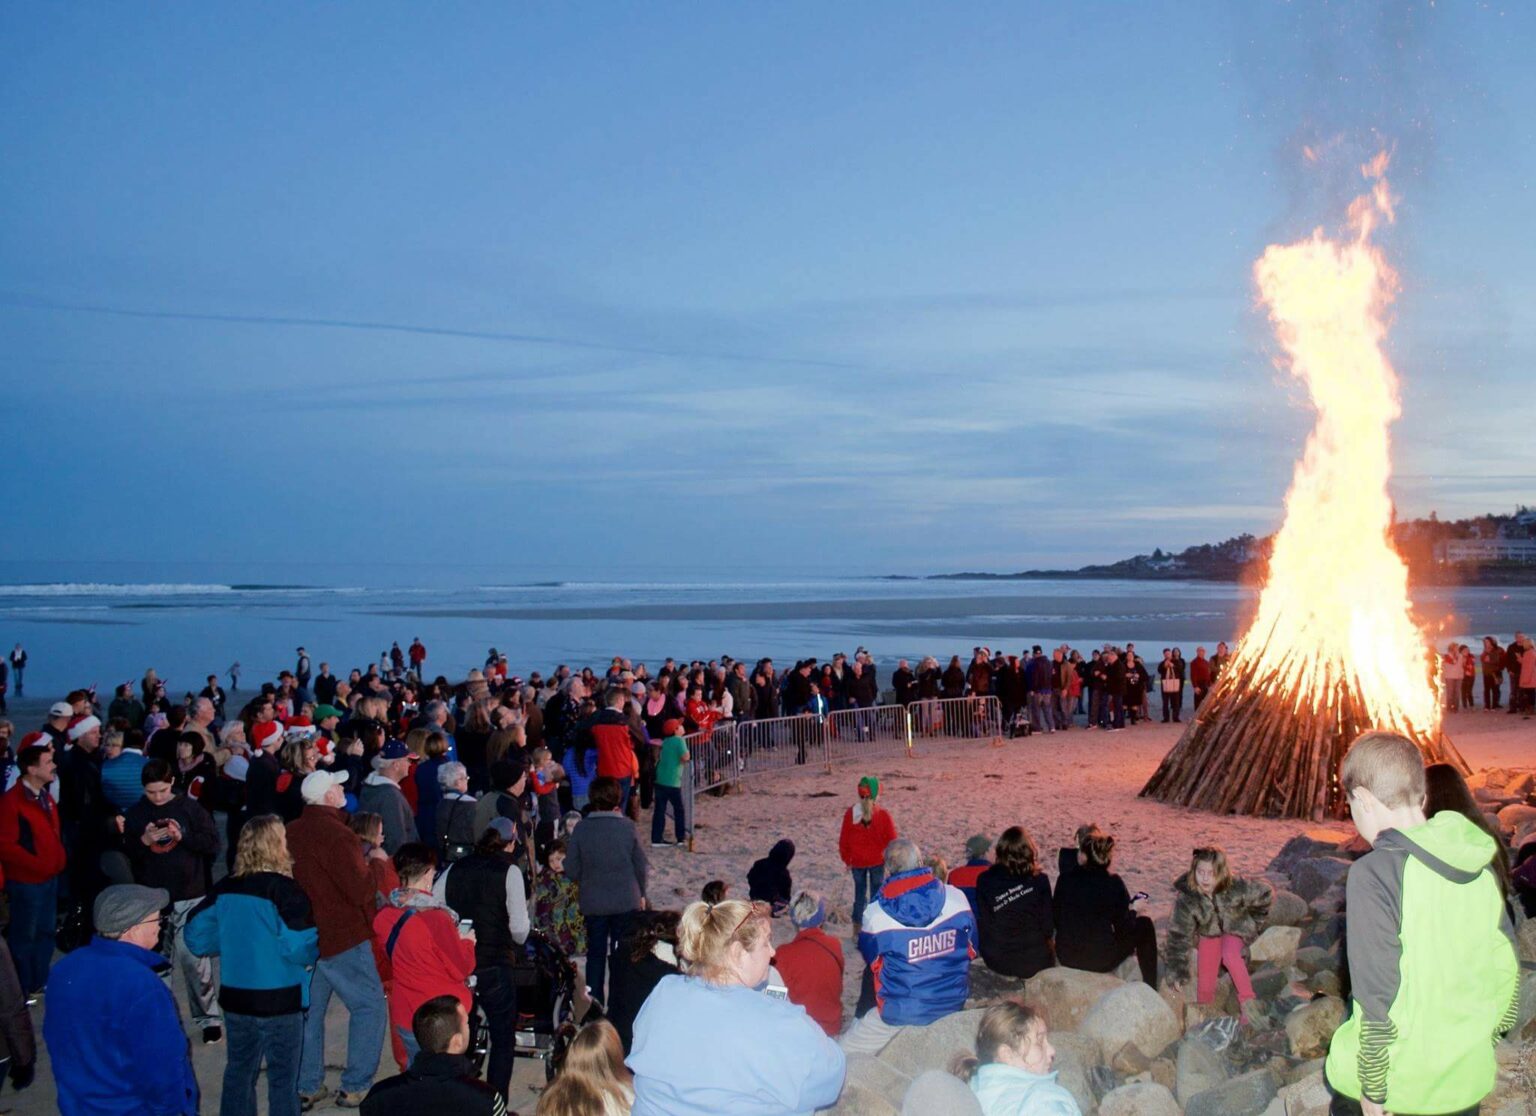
[1142,151,1465,820]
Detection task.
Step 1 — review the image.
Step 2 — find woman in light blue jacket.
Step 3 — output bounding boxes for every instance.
[954,1000,1081,1116]
[628,898,845,1116]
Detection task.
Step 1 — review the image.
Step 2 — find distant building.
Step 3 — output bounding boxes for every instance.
[1436,538,1536,565]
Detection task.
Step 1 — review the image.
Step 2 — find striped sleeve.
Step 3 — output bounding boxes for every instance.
[1343,851,1406,1106]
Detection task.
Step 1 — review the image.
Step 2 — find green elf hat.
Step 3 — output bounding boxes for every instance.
[857,776,879,800]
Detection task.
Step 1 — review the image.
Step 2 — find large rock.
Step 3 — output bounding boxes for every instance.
[1497,802,1536,834]
[1049,1032,1099,1115]
[1081,982,1181,1062]
[1265,889,1308,928]
[1293,946,1336,975]
[1306,970,1342,998]
[1248,925,1302,969]
[841,1054,912,1109]
[1276,1071,1331,1116]
[1266,831,1349,877]
[818,1083,898,1116]
[878,1008,985,1079]
[1518,918,1536,965]
[1285,996,1346,1059]
[1025,967,1126,1032]
[1291,857,1353,901]
[964,964,1028,1007]
[1174,1036,1228,1104]
[1184,1068,1279,1116]
[1097,1082,1180,1116]
[1308,884,1347,920]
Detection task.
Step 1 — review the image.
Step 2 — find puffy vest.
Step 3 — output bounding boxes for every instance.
[446,853,516,968]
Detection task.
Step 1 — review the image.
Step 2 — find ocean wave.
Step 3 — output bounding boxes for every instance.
[0,582,353,598]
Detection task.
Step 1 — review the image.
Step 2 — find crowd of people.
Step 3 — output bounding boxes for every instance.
[0,632,1528,1116]
[1441,633,1536,715]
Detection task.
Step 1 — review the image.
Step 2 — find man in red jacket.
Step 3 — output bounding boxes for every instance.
[0,745,67,995]
[289,770,389,1109]
[772,891,844,1037]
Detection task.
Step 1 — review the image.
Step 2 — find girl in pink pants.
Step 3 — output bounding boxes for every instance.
[1165,846,1273,1021]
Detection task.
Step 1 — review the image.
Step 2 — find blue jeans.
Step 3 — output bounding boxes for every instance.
[476,963,518,1098]
[584,911,634,1007]
[5,877,58,994]
[300,941,387,1095]
[616,777,633,812]
[851,865,884,932]
[652,785,685,844]
[396,1025,419,1068]
[225,1011,302,1116]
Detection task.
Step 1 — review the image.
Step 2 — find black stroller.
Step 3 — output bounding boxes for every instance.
[494,929,580,1082]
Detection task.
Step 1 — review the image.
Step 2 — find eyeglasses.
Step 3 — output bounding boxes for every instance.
[724,900,771,938]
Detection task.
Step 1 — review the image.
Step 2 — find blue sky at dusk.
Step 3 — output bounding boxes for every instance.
[2,2,1533,581]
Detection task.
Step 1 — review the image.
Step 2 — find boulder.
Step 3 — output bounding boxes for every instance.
[1285,1058,1325,1085]
[1111,1043,1151,1075]
[1306,970,1342,998]
[878,1008,986,1079]
[1293,946,1336,975]
[1174,1036,1229,1104]
[1249,966,1290,1001]
[1266,831,1349,877]
[1148,1057,1175,1094]
[1184,1068,1279,1116]
[818,1083,898,1116]
[1285,996,1346,1059]
[1265,889,1308,928]
[1518,918,1536,965]
[1497,803,1536,834]
[1025,967,1126,1032]
[1097,1082,1181,1116]
[1049,1032,1099,1115]
[1248,926,1302,969]
[841,1055,912,1110]
[1308,884,1347,920]
[1291,857,1352,901]
[964,964,1028,1007]
[1082,983,1181,1062]
[1276,1070,1332,1116]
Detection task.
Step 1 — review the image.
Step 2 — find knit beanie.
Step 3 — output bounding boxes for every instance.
[791,896,827,931]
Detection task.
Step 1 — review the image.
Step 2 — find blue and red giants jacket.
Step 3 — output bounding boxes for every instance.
[859,867,976,1026]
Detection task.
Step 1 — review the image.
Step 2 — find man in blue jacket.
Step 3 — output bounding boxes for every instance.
[44,883,198,1116]
[840,837,976,1055]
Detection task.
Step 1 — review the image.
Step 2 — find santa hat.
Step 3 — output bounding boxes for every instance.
[18,731,48,751]
[250,721,283,753]
[67,715,102,741]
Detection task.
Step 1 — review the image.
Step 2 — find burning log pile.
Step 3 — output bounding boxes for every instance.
[1142,151,1465,821]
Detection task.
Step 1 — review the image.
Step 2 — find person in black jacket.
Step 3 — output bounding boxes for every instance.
[360,996,505,1116]
[975,826,1054,980]
[605,910,682,1053]
[1053,825,1157,986]
[746,839,795,915]
[122,759,224,1042]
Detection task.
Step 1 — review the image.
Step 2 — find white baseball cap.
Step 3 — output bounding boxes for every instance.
[300,769,348,805]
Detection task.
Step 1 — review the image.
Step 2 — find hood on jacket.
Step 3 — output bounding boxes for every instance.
[1384,811,1498,883]
[877,867,945,927]
[767,839,795,866]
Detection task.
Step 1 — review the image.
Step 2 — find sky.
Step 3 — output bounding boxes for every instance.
[2,2,1534,582]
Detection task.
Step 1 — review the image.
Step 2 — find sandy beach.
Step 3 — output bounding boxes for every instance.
[3,699,1531,1115]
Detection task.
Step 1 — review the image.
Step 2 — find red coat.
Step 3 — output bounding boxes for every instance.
[373,901,476,1039]
[839,806,897,870]
[773,927,845,1037]
[288,805,376,959]
[0,783,66,885]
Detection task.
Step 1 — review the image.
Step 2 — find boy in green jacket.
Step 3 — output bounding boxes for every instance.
[1326,731,1519,1116]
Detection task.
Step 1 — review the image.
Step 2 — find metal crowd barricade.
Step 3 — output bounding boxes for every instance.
[823,703,911,765]
[907,695,1003,742]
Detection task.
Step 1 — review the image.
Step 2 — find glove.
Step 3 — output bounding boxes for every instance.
[10,1060,35,1090]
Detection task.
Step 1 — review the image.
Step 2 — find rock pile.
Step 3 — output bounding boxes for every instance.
[818,825,1535,1115]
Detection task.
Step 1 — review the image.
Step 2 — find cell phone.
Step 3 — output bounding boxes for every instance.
[458,919,474,935]
[1131,891,1149,903]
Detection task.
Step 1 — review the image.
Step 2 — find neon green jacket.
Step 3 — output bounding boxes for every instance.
[1326,812,1519,1112]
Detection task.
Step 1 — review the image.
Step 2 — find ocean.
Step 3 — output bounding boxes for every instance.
[1,561,1531,699]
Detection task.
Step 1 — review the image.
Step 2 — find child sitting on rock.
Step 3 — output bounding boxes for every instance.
[1164,844,1272,1026]
[950,999,1081,1116]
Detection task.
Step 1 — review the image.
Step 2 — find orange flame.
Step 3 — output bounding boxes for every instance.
[1245,152,1441,737]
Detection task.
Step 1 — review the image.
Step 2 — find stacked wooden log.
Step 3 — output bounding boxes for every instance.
[1141,626,1466,820]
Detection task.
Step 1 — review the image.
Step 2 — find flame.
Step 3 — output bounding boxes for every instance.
[1242,152,1441,738]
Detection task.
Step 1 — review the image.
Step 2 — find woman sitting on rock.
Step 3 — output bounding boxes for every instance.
[1052,826,1157,986]
[627,898,845,1115]
[1164,845,1272,1025]
[975,826,1055,980]
[951,999,1081,1116]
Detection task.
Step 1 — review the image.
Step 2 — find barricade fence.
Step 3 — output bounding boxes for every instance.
[680,698,1003,848]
